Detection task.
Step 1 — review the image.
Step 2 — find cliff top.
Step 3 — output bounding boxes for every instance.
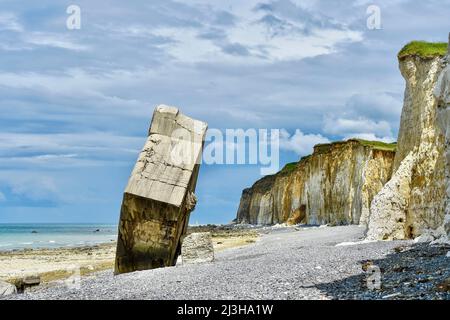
[315,139,397,153]
[398,41,447,60]
[280,162,298,174]
[352,139,397,151]
[278,139,396,175]
[249,138,396,192]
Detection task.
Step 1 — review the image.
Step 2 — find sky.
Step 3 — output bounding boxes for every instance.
[0,0,449,224]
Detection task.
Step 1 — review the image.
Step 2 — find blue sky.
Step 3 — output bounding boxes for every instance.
[0,0,449,224]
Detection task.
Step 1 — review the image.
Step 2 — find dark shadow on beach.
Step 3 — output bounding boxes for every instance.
[316,243,450,300]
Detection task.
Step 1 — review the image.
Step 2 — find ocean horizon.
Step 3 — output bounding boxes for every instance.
[0,223,118,251]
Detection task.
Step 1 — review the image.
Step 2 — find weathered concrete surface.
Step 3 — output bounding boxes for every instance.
[236,139,395,226]
[115,105,207,274]
[368,42,448,240]
[181,232,214,265]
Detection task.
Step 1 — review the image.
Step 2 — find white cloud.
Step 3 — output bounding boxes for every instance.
[0,42,32,51]
[0,173,59,203]
[342,133,396,143]
[323,117,394,139]
[0,132,141,152]
[279,129,330,155]
[0,191,5,202]
[151,1,363,64]
[11,177,57,201]
[23,33,90,51]
[0,132,143,168]
[0,14,88,52]
[0,68,155,121]
[0,13,23,32]
[320,91,402,143]
[344,93,403,123]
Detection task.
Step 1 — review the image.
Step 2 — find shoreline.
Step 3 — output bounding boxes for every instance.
[0,223,117,252]
[0,242,117,284]
[0,227,259,285]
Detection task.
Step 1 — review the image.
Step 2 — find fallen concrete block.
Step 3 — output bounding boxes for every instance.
[115,105,207,274]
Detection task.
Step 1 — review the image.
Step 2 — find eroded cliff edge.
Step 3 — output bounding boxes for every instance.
[434,48,450,238]
[367,41,449,240]
[236,139,396,226]
[236,39,450,240]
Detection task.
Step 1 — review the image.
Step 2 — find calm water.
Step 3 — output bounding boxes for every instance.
[0,224,117,251]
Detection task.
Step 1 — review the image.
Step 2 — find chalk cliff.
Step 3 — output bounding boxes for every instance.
[367,41,449,240]
[236,38,449,240]
[433,41,450,237]
[236,139,395,225]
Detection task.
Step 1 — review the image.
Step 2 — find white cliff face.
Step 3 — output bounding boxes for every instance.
[367,51,448,240]
[236,140,395,226]
[366,152,415,240]
[434,51,450,237]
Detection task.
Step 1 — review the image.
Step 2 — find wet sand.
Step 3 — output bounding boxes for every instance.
[0,227,259,284]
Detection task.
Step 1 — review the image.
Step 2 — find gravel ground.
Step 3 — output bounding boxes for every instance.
[4,225,450,300]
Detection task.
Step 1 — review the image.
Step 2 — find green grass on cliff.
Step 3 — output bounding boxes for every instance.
[314,141,347,154]
[315,139,396,153]
[280,162,298,174]
[398,41,447,60]
[353,139,397,152]
[275,139,396,177]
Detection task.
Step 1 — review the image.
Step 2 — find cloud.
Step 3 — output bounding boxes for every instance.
[321,91,402,142]
[323,117,394,140]
[0,132,144,169]
[0,191,5,202]
[221,42,251,56]
[344,92,403,123]
[280,129,330,155]
[0,173,61,206]
[0,12,23,32]
[23,32,90,51]
[0,14,88,52]
[341,133,395,143]
[150,0,363,63]
[255,0,346,34]
[10,177,57,201]
[0,68,155,134]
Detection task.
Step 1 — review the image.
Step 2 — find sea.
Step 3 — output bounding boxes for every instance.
[0,224,118,251]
